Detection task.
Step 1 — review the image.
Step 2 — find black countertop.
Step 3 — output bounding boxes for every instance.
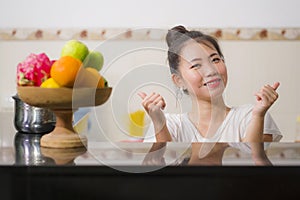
[1,111,300,199]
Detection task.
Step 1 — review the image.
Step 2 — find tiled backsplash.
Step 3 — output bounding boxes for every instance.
[1,28,300,142]
[1,28,299,41]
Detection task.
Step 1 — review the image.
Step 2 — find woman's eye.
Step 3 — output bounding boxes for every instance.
[191,64,201,69]
[211,58,221,63]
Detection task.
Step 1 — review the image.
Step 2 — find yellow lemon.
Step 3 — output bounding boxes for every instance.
[40,78,61,88]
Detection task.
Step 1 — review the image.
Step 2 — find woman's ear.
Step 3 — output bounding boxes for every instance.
[172,73,184,88]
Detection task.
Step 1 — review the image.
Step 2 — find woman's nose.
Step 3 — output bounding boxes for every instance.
[198,63,218,77]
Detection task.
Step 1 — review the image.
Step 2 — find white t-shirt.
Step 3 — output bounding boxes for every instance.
[143,104,282,143]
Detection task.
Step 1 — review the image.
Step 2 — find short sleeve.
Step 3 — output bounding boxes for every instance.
[142,113,181,142]
[230,107,282,153]
[238,105,282,142]
[264,112,282,142]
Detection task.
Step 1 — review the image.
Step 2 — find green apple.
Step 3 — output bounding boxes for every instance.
[61,40,89,62]
[104,77,108,87]
[83,51,104,71]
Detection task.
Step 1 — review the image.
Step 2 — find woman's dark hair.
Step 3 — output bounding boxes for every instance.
[166,25,224,74]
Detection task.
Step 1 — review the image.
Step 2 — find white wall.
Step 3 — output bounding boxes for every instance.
[1,40,299,142]
[1,0,299,143]
[0,0,299,28]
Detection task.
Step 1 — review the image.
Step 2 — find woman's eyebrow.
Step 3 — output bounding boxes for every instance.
[209,53,218,58]
[190,58,202,62]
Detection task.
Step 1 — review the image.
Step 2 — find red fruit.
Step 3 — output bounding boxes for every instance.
[17,53,53,86]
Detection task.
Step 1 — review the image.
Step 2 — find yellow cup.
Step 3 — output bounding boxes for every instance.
[129,110,145,137]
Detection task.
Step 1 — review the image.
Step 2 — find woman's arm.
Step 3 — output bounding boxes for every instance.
[263,134,273,142]
[243,82,280,142]
[242,115,265,142]
[155,123,172,142]
[242,82,280,165]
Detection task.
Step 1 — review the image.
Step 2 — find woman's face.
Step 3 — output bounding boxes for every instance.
[177,40,228,101]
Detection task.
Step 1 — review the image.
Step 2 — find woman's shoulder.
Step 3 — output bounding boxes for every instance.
[228,104,254,120]
[165,112,187,120]
[231,104,254,113]
[164,113,191,126]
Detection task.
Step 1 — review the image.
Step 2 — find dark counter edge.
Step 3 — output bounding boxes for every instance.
[0,165,299,200]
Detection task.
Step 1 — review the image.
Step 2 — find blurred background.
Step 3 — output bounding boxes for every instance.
[0,0,299,143]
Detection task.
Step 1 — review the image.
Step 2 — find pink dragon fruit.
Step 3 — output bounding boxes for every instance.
[17,53,54,86]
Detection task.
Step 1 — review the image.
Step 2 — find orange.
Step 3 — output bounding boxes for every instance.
[51,56,82,87]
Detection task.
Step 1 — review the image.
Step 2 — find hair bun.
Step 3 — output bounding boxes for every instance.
[166,25,189,47]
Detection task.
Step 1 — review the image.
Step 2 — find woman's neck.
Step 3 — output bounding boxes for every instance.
[188,96,230,138]
[189,96,230,124]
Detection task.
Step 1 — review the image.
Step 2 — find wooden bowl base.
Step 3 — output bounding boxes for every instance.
[41,127,87,148]
[40,109,87,149]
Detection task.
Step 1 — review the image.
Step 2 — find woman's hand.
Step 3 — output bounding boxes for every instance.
[138,92,166,133]
[253,82,280,117]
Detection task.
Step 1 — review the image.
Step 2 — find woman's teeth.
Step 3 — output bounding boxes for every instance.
[204,79,220,86]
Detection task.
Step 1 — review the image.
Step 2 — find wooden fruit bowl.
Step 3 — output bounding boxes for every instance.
[17,86,112,149]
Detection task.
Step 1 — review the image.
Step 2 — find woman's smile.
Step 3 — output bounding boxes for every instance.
[203,78,221,89]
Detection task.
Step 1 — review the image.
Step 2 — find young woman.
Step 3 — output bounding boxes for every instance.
[139,25,282,144]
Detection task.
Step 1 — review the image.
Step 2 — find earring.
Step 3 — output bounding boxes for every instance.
[176,87,185,108]
[176,87,184,101]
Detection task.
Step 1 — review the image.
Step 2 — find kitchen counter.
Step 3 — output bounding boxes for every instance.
[1,133,300,167]
[1,111,300,199]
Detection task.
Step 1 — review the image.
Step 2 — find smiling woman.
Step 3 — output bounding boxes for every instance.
[141,25,282,145]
